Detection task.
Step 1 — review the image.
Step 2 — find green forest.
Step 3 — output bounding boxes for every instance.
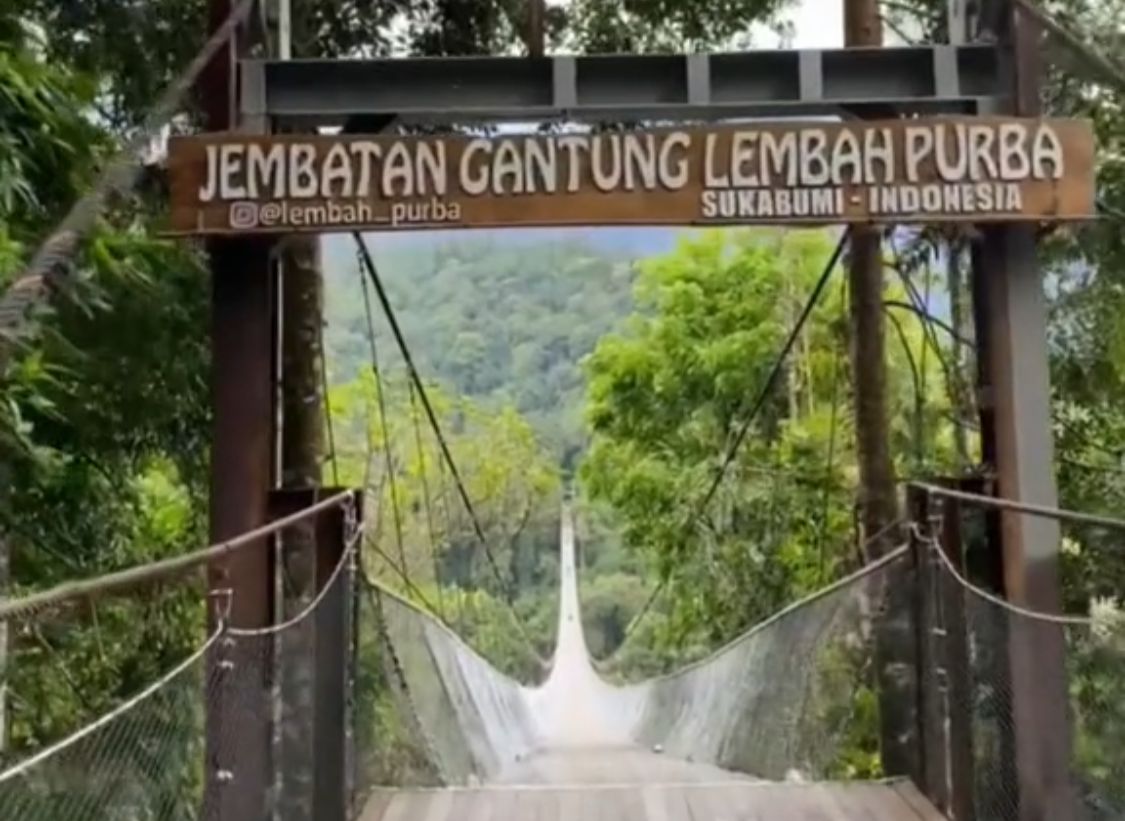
[3,0,1125,815]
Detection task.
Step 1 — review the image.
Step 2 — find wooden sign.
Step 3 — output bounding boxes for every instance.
[164,117,1095,235]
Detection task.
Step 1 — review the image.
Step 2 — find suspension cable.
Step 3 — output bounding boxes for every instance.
[435,442,469,632]
[601,514,909,669]
[353,235,518,602]
[884,305,925,467]
[363,540,444,615]
[317,304,341,486]
[921,526,1095,626]
[408,380,447,619]
[816,275,846,579]
[0,491,355,621]
[889,248,959,414]
[0,0,258,356]
[605,231,851,658]
[353,261,448,623]
[910,481,1125,531]
[691,229,849,520]
[882,300,972,348]
[356,248,409,578]
[352,233,543,658]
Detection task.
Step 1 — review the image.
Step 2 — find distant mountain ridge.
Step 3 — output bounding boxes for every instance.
[323,226,684,270]
[321,226,664,467]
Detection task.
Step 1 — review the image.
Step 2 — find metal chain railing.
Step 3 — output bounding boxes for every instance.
[0,492,360,821]
[908,482,1125,821]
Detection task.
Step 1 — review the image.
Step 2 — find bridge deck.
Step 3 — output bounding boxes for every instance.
[360,778,943,821]
[493,745,757,785]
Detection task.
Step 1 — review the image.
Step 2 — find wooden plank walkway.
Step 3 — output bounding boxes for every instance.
[493,745,758,785]
[360,779,944,821]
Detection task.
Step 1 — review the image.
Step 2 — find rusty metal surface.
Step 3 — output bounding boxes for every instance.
[978,217,1075,821]
[967,5,1075,819]
[314,493,351,820]
[204,236,279,820]
[936,482,979,821]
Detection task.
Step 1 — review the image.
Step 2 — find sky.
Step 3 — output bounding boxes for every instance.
[761,0,845,49]
[543,0,846,50]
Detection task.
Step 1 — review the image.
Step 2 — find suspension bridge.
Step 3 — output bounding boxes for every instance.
[362,511,939,820]
[1,0,1123,819]
[0,477,1120,820]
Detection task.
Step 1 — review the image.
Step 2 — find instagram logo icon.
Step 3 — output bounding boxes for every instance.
[228,202,259,229]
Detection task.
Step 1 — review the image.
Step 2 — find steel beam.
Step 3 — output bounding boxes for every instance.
[313,489,351,821]
[202,2,280,819]
[973,3,1074,819]
[204,235,278,821]
[977,225,1075,821]
[266,487,355,820]
[245,44,1003,126]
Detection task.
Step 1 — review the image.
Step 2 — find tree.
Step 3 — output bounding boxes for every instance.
[328,369,561,670]
[563,0,794,51]
[0,24,211,808]
[581,229,864,645]
[322,232,640,464]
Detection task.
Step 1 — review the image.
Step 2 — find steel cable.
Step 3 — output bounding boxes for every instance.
[0,491,354,621]
[352,233,544,662]
[602,230,851,659]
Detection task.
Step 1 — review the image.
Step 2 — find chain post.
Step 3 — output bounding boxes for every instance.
[204,588,238,812]
[908,485,949,809]
[937,478,979,821]
[343,491,363,816]
[312,488,352,821]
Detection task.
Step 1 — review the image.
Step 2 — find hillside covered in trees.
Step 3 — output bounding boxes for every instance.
[322,229,678,471]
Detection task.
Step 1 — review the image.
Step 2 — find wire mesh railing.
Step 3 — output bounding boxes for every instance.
[15,480,1123,821]
[911,482,1125,821]
[0,623,217,820]
[0,494,361,821]
[348,529,928,795]
[618,545,909,781]
[351,575,541,802]
[941,557,1125,821]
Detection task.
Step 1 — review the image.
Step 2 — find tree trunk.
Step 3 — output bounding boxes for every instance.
[843,0,917,783]
[946,240,971,468]
[524,0,545,56]
[278,233,325,821]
